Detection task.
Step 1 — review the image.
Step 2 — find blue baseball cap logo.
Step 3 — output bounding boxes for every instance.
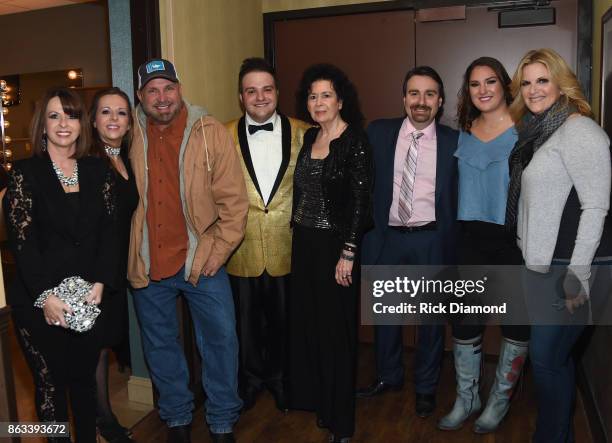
[146,60,165,74]
[138,58,178,89]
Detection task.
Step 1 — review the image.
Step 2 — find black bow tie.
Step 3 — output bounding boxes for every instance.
[248,122,273,135]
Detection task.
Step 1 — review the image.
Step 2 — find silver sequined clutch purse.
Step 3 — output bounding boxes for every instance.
[34,276,101,333]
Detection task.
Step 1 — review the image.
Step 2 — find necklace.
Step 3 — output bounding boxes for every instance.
[104,145,121,157]
[52,161,79,187]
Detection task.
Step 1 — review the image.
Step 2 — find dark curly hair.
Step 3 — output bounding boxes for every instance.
[296,63,365,129]
[457,57,512,132]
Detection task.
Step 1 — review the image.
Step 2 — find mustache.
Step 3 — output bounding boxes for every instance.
[410,105,431,112]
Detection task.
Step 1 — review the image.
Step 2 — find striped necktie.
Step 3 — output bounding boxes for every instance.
[398,131,423,224]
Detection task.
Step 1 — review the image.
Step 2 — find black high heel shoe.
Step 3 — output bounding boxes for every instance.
[97,417,135,442]
[328,434,350,443]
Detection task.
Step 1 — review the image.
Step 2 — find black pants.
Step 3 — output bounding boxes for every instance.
[230,271,290,393]
[452,221,530,342]
[13,307,100,443]
[289,225,357,439]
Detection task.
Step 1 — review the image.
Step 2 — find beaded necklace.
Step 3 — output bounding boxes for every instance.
[104,145,121,157]
[52,161,79,187]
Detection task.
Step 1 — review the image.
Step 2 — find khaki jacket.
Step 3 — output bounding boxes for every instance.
[225,115,309,277]
[128,101,248,288]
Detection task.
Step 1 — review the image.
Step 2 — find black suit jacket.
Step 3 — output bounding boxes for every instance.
[361,117,459,265]
[4,156,118,307]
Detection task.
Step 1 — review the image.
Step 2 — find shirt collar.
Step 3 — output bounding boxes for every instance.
[245,111,278,130]
[401,117,436,140]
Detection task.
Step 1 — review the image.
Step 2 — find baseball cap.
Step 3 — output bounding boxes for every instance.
[137,59,179,89]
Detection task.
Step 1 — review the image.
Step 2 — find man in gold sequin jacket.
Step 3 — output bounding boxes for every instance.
[225,58,309,412]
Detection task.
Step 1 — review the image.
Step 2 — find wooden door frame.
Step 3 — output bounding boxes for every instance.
[130,0,162,103]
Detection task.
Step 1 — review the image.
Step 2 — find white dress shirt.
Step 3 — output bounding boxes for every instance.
[245,112,282,205]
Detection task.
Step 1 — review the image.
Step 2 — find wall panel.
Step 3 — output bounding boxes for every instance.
[592,0,612,119]
[0,3,110,86]
[274,9,415,121]
[159,0,264,123]
[416,0,577,127]
[263,0,390,13]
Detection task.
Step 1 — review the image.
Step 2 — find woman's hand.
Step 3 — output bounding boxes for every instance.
[562,271,588,314]
[85,282,104,306]
[335,250,355,287]
[565,293,588,314]
[43,295,73,328]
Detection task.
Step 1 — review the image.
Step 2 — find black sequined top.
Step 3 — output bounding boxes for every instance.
[292,125,373,249]
[293,152,332,229]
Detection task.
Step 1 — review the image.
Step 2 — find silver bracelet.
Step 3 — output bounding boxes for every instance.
[341,252,355,261]
[34,289,54,309]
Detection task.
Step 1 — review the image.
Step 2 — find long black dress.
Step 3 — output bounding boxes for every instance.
[4,155,117,443]
[96,151,138,355]
[289,126,372,440]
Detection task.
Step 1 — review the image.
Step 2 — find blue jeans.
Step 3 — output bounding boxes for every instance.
[132,267,241,433]
[530,325,584,443]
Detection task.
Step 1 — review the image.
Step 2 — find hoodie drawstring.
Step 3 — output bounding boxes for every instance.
[200,117,211,172]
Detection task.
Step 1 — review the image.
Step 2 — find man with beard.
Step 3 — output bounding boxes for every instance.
[357,66,459,419]
[128,58,248,443]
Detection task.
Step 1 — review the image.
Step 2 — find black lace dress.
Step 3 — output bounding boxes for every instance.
[96,152,138,351]
[4,155,118,443]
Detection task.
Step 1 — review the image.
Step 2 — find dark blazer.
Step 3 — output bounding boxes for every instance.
[4,156,118,308]
[361,117,459,265]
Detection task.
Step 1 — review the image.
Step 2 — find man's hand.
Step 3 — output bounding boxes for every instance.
[202,255,223,277]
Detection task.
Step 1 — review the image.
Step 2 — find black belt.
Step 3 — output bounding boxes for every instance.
[389,222,437,233]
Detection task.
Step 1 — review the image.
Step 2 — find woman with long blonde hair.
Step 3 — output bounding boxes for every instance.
[506,48,610,442]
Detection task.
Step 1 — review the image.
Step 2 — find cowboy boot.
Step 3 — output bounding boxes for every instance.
[473,337,528,434]
[438,336,482,431]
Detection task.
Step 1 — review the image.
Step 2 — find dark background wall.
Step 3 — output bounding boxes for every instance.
[0,2,111,159]
[0,2,111,86]
[272,0,577,128]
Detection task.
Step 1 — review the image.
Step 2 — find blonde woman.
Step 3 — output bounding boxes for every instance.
[506,49,610,442]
